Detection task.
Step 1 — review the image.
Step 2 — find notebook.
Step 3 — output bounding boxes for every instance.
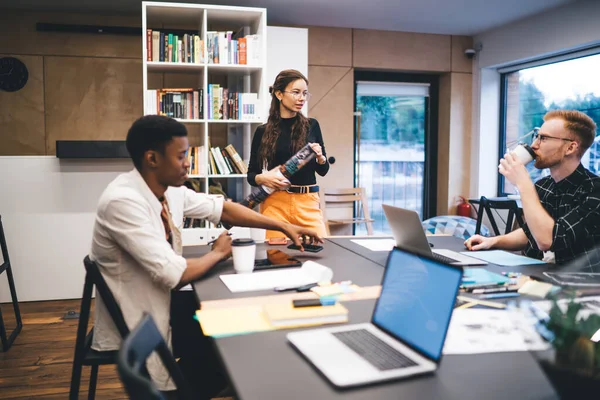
[263,302,348,328]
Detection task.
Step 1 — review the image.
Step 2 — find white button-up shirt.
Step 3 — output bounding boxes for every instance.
[90,169,223,390]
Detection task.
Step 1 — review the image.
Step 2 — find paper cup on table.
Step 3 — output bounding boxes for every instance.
[232,238,256,274]
[250,228,267,243]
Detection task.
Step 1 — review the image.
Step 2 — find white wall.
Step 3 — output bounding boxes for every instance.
[266,26,309,117]
[0,157,133,302]
[471,0,600,196]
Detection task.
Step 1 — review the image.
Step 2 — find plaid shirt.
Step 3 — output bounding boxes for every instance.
[522,164,600,265]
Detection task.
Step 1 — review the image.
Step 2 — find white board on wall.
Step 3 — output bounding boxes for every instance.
[0,157,133,302]
[266,26,309,118]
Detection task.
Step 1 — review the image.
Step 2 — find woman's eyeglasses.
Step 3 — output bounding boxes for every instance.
[284,91,311,101]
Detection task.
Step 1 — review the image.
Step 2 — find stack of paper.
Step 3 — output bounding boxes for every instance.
[263,302,348,328]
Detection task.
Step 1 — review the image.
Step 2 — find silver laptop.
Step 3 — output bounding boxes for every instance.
[382,204,487,266]
[287,246,462,388]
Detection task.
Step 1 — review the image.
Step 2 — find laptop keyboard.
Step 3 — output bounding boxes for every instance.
[431,252,457,264]
[332,329,418,371]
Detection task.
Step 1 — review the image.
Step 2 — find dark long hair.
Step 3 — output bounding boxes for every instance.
[258,69,310,168]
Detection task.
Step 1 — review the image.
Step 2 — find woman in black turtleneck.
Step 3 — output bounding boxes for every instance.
[247,69,329,239]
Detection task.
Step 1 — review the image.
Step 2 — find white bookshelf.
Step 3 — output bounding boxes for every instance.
[142,1,267,237]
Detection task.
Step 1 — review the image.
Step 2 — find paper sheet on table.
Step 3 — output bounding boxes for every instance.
[443,309,549,354]
[219,261,334,293]
[196,305,272,338]
[350,239,396,252]
[459,250,546,266]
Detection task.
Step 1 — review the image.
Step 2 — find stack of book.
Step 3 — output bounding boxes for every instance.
[206,31,261,65]
[207,85,259,121]
[145,88,203,120]
[146,30,204,63]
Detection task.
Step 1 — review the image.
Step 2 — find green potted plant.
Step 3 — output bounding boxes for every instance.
[538,296,600,398]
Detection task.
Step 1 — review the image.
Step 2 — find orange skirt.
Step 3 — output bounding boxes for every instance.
[260,190,327,239]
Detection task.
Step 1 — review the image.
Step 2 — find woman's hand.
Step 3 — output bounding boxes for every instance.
[309,143,327,164]
[255,166,291,190]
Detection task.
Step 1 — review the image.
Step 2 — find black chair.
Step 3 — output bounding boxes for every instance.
[0,215,22,352]
[118,313,193,400]
[69,256,130,400]
[474,196,524,236]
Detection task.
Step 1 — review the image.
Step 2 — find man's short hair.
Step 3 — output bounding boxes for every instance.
[126,115,187,170]
[544,110,597,155]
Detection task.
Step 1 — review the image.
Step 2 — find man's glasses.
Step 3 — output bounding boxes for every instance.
[284,91,311,101]
[532,128,575,144]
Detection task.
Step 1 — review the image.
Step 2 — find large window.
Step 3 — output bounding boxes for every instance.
[500,51,600,195]
[354,72,438,235]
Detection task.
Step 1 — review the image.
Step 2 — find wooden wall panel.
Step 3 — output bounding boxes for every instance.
[437,72,472,215]
[451,35,474,73]
[437,74,451,216]
[308,66,354,190]
[0,11,140,59]
[447,72,472,213]
[0,55,46,155]
[44,56,143,154]
[353,29,451,72]
[308,27,352,67]
[307,66,349,108]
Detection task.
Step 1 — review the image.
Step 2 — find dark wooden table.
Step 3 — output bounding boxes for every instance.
[188,237,557,400]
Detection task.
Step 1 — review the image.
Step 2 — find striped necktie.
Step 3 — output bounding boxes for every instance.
[159,196,173,246]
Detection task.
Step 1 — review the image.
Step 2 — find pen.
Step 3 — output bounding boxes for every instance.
[207,232,232,245]
[472,287,517,294]
[463,283,505,291]
[479,292,520,299]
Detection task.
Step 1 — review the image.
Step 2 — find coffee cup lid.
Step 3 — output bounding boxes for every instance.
[232,238,255,247]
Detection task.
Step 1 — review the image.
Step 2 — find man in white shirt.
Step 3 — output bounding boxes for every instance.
[90,115,322,398]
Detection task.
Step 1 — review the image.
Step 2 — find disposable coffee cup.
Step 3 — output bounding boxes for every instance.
[232,238,256,274]
[513,144,536,165]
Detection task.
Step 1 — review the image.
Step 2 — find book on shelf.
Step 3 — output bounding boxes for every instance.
[186,146,206,176]
[201,142,247,176]
[263,302,349,329]
[145,88,203,119]
[205,31,260,65]
[207,84,260,121]
[146,29,204,63]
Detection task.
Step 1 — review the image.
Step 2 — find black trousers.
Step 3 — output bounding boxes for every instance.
[169,290,229,400]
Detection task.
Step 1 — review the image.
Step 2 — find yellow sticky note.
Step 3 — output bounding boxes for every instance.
[518,280,555,298]
[196,306,272,337]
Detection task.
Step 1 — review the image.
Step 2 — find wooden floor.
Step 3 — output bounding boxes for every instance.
[0,299,128,399]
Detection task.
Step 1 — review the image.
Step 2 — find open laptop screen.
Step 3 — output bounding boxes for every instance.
[372,247,462,361]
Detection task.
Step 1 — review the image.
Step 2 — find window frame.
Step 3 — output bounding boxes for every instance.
[353,70,439,220]
[497,46,600,196]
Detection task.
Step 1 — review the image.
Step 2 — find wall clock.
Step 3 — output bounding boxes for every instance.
[0,57,29,92]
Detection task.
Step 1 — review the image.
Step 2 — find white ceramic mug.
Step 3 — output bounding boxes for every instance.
[231,238,256,274]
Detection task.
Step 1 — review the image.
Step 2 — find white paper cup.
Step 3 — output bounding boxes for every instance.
[513,144,536,165]
[250,228,267,243]
[232,238,256,274]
